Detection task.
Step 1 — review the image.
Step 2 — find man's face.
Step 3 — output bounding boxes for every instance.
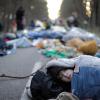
[59,69,73,82]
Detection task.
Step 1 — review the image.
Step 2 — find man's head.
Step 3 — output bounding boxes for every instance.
[47,66,74,82]
[58,69,73,82]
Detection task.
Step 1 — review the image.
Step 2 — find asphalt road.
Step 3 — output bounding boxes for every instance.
[0,47,49,100]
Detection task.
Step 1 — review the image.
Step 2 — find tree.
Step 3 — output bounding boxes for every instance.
[93,0,100,26]
[60,0,85,21]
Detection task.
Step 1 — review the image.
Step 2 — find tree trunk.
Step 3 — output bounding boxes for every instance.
[93,0,100,26]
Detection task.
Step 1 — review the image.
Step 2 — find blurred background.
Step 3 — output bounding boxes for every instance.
[0,0,99,32]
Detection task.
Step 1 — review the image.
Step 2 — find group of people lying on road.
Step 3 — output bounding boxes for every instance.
[29,55,100,100]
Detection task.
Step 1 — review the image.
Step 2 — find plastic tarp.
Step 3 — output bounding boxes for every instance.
[42,48,80,58]
[16,27,43,38]
[27,30,63,39]
[7,37,33,48]
[4,33,16,40]
[16,30,29,38]
[32,39,63,49]
[46,58,76,68]
[51,26,67,33]
[75,55,100,68]
[62,27,96,41]
[46,55,100,72]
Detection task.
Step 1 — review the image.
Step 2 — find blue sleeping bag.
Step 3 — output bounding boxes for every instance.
[72,66,100,100]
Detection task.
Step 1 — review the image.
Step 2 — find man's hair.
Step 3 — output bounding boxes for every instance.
[47,66,74,80]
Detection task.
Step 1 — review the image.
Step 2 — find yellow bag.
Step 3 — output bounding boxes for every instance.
[66,38,84,48]
[78,40,97,55]
[36,43,44,49]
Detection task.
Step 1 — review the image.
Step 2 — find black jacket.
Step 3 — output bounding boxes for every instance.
[30,66,71,100]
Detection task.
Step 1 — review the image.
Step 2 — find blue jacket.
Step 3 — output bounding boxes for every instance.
[71,66,100,100]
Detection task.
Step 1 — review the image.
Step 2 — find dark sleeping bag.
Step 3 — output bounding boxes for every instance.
[30,70,70,100]
[0,38,7,56]
[0,38,13,56]
[0,38,6,50]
